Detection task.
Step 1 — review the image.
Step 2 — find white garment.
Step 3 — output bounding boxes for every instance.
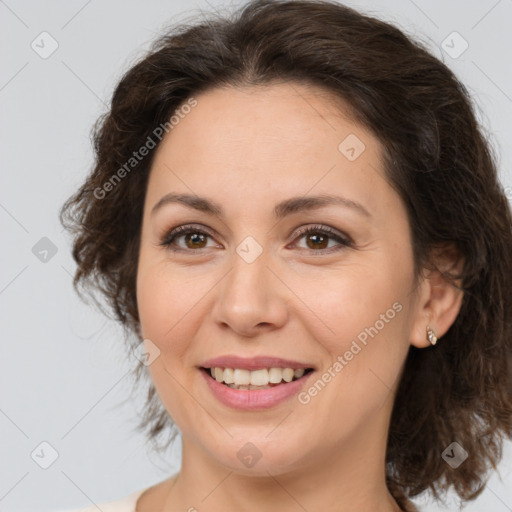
[64,487,148,512]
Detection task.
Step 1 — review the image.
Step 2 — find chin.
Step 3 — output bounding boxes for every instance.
[201,434,313,477]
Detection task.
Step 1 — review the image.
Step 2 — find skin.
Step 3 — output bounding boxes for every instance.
[135,81,463,511]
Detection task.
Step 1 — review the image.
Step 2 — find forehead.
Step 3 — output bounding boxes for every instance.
[163,81,369,156]
[145,82,392,220]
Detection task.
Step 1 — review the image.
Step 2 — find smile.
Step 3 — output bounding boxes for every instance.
[199,366,315,410]
[202,366,314,389]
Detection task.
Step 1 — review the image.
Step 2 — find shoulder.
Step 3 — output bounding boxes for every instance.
[60,487,148,512]
[400,498,420,512]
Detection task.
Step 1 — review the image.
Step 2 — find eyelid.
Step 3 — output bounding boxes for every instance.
[290,224,353,246]
[159,223,218,247]
[159,223,353,254]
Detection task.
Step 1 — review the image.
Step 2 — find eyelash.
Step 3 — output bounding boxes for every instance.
[159,223,353,255]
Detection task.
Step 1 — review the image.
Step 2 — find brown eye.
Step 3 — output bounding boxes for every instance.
[305,232,329,250]
[183,232,208,249]
[292,224,352,253]
[160,225,217,252]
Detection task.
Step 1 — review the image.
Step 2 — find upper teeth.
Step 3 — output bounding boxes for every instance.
[209,367,306,386]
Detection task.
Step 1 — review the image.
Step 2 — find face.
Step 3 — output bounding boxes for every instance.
[136,82,422,477]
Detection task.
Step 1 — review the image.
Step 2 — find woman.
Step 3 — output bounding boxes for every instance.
[60,0,512,510]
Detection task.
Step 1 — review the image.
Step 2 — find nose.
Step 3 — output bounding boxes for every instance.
[211,249,289,337]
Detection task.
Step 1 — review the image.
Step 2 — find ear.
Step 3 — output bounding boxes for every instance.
[409,244,464,349]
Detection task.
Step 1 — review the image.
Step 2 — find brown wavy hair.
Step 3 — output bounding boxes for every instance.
[59,0,512,506]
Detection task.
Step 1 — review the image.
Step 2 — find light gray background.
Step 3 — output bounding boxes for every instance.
[1,0,511,511]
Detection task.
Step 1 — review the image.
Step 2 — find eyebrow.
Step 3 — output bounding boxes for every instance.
[150,192,371,219]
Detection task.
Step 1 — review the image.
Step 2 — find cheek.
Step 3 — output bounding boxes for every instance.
[136,260,189,355]
[136,261,202,428]
[301,258,412,408]
[297,299,409,446]
[136,258,219,367]
[305,262,407,348]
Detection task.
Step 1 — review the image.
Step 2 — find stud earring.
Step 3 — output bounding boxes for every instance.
[426,325,438,345]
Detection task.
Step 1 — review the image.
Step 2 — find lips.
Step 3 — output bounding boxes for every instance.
[198,355,315,409]
[200,355,315,371]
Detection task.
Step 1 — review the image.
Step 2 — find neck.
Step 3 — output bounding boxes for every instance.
[161,408,402,512]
